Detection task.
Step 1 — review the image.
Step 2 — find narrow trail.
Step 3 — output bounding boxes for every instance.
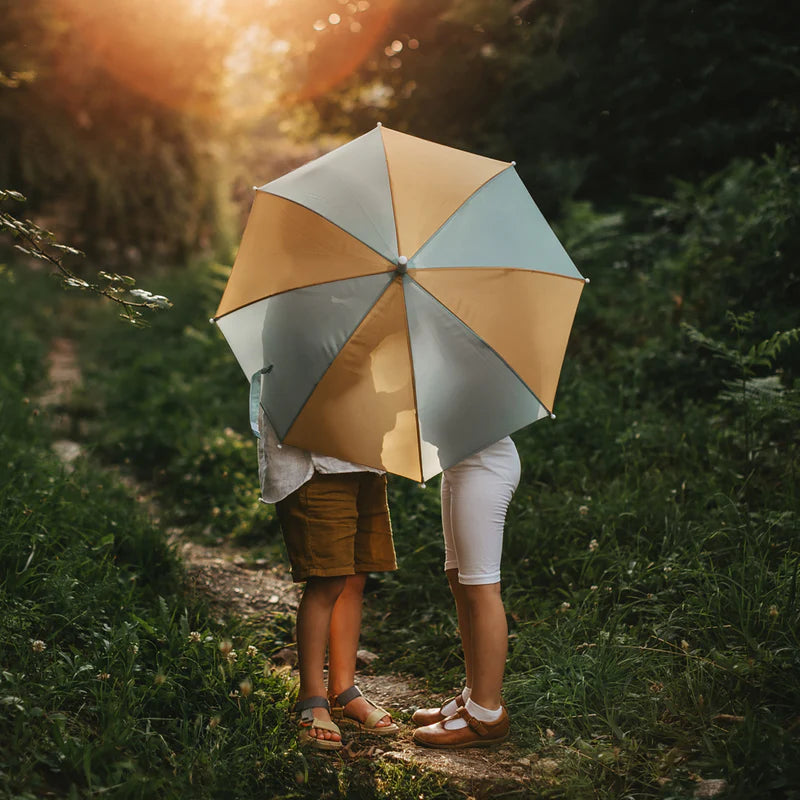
[44,337,537,798]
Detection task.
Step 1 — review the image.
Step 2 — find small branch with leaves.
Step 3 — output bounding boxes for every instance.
[1,189,172,326]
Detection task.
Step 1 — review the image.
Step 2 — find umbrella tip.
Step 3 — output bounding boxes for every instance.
[419,482,426,489]
[252,185,258,191]
[584,277,591,284]
[209,317,216,325]
[550,412,556,420]
[511,160,517,166]
[376,121,383,127]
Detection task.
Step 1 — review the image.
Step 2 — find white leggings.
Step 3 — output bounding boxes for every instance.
[441,436,521,585]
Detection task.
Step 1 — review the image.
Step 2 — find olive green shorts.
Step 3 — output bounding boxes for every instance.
[276,471,396,583]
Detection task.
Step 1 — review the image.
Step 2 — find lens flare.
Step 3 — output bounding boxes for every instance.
[52,0,228,117]
[287,0,401,104]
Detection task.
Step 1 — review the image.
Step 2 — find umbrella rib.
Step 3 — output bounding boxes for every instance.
[408,265,587,282]
[213,273,394,322]
[213,192,397,322]
[377,130,402,260]
[405,166,515,261]
[406,275,554,417]
[398,275,425,483]
[261,190,397,264]
[278,274,397,448]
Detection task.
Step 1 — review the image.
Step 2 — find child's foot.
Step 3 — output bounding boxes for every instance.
[413,706,510,749]
[294,696,343,750]
[307,707,342,742]
[329,685,400,735]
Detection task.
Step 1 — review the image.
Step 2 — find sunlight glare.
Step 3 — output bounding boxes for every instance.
[189,0,226,21]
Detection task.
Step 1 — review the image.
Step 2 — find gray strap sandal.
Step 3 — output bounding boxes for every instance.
[294,695,343,750]
[329,685,399,735]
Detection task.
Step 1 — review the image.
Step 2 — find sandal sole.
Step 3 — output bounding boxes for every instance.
[299,733,343,751]
[334,716,400,735]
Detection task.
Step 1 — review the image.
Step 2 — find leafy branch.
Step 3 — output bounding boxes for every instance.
[1,189,172,326]
[683,312,800,466]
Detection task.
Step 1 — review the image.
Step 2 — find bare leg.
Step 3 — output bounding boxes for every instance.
[296,575,346,742]
[460,582,506,709]
[327,573,365,693]
[328,572,391,726]
[446,568,473,690]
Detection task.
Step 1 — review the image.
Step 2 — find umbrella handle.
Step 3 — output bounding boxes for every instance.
[249,365,273,438]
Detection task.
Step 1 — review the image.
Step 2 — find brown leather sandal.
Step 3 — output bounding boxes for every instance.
[412,705,510,749]
[411,692,465,726]
[294,696,343,751]
[329,685,399,735]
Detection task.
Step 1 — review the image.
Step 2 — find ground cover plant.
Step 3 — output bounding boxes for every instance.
[69,152,800,797]
[0,268,462,800]
[60,150,800,798]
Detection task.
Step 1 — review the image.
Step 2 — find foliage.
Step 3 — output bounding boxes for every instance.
[559,148,800,417]
[0,0,229,264]
[1,189,172,325]
[73,260,278,543]
[684,312,800,473]
[304,0,800,214]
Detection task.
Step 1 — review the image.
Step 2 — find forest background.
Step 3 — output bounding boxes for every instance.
[1,0,799,798]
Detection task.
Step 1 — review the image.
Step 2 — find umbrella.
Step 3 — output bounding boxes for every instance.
[212,124,587,483]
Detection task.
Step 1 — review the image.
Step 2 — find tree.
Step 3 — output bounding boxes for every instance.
[0,0,230,263]
[300,0,800,214]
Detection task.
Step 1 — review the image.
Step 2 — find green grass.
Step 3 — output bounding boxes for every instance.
[3,149,800,798]
[0,268,464,800]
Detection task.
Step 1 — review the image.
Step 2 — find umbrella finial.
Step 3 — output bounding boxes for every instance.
[396,255,408,274]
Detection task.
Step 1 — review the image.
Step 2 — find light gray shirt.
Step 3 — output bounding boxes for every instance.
[257,409,381,504]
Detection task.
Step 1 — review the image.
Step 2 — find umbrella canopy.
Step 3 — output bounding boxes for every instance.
[213,124,587,482]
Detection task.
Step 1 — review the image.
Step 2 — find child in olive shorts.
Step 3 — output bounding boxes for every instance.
[258,411,399,749]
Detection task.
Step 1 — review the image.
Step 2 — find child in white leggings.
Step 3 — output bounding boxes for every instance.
[412,436,521,749]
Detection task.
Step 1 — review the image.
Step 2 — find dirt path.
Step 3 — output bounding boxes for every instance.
[45,339,535,797]
[172,536,531,795]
